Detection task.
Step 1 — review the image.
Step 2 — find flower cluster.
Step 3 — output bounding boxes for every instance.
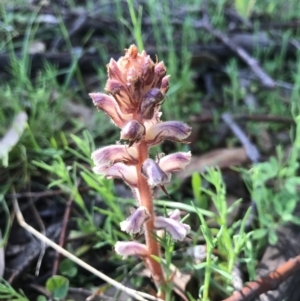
[90,45,191,259]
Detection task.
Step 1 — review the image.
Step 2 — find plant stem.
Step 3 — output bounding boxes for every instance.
[136,140,166,295]
[203,244,213,301]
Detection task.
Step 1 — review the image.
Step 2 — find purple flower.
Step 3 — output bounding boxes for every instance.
[105,79,135,114]
[93,163,138,187]
[120,206,150,234]
[138,88,165,120]
[115,241,149,259]
[145,121,192,146]
[141,158,170,187]
[168,209,181,221]
[89,93,130,128]
[159,152,191,174]
[92,145,138,169]
[154,214,190,241]
[120,120,145,145]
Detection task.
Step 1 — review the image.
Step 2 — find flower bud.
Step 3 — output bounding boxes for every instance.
[89,93,129,128]
[152,61,167,88]
[127,67,143,102]
[93,163,137,187]
[138,88,165,120]
[142,56,155,88]
[115,241,149,259]
[120,120,145,146]
[145,121,192,146]
[154,215,190,241]
[120,206,150,234]
[158,152,191,174]
[160,75,170,94]
[92,145,138,169]
[107,58,125,83]
[141,158,170,187]
[168,209,181,221]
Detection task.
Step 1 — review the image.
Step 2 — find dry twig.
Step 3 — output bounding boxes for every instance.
[222,254,300,301]
[196,19,276,89]
[222,113,260,163]
[12,196,163,301]
[52,196,73,275]
[221,113,259,231]
[191,114,294,125]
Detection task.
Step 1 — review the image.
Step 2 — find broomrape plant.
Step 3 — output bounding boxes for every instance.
[90,45,191,297]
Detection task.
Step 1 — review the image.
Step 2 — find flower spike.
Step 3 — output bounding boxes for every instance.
[91,45,192,292]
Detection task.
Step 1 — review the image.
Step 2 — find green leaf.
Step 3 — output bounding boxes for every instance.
[59,259,78,278]
[193,262,207,270]
[192,172,201,202]
[251,228,268,240]
[285,177,300,194]
[46,275,69,300]
[81,171,102,191]
[211,263,232,280]
[155,200,216,218]
[268,230,278,245]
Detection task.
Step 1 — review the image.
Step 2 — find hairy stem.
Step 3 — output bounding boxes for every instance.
[136,140,166,294]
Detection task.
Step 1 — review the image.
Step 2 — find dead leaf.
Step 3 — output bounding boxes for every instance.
[176,148,248,180]
[140,264,191,301]
[186,245,207,263]
[29,40,46,54]
[0,112,28,164]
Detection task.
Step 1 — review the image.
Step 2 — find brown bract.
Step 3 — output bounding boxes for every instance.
[90,44,169,137]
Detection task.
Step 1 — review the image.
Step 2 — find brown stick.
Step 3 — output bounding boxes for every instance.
[222,254,300,301]
[52,196,73,275]
[196,19,276,89]
[190,114,294,125]
[222,113,260,163]
[8,186,90,199]
[136,140,166,296]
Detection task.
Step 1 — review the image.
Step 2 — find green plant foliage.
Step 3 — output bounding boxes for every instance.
[243,116,300,244]
[59,259,78,278]
[0,278,29,301]
[46,275,69,300]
